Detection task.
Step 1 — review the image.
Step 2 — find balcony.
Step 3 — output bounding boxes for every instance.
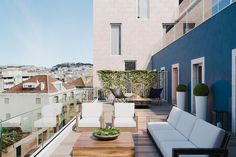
[152,0,235,55]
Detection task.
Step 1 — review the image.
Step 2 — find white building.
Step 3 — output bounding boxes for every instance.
[93,0,179,86]
[0,75,76,121]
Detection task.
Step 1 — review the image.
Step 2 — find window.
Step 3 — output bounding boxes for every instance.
[111,24,121,55]
[36,98,41,104]
[4,98,9,104]
[137,0,149,18]
[6,113,11,119]
[125,60,136,71]
[54,96,59,103]
[162,23,175,34]
[183,23,195,34]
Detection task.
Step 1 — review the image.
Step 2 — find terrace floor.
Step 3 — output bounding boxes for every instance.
[49,102,236,157]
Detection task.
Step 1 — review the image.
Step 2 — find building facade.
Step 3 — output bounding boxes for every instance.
[93,0,179,86]
[0,75,76,121]
[151,1,236,132]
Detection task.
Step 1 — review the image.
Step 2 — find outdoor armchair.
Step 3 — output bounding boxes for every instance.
[112,103,138,132]
[76,102,104,132]
[110,88,128,104]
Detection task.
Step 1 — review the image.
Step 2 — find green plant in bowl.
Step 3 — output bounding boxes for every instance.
[93,128,120,140]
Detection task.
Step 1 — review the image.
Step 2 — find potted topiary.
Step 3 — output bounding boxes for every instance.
[176,84,187,110]
[193,83,209,120]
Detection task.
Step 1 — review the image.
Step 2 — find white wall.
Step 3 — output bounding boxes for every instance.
[93,0,179,87]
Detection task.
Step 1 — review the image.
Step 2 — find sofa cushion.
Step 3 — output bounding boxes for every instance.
[114,117,136,127]
[167,106,182,128]
[79,118,100,127]
[82,103,103,118]
[189,119,225,148]
[114,103,135,118]
[148,122,175,131]
[160,141,197,157]
[176,111,198,139]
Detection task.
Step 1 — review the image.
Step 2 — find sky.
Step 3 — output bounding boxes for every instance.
[0,0,93,67]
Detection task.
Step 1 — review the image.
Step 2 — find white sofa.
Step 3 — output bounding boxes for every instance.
[147,106,230,157]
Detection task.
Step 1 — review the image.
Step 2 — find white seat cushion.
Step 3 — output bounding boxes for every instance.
[160,141,197,157]
[114,117,136,127]
[34,117,56,128]
[148,122,175,132]
[189,119,225,148]
[82,103,103,118]
[114,103,135,118]
[176,111,198,138]
[167,106,182,128]
[151,130,187,147]
[79,118,100,127]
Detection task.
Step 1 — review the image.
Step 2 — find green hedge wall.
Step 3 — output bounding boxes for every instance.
[97,70,158,98]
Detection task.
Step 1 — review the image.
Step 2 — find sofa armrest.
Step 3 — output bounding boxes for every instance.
[134,113,138,132]
[173,148,228,157]
[99,112,104,128]
[76,112,82,130]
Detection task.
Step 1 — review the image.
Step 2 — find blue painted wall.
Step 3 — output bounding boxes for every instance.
[152,2,236,128]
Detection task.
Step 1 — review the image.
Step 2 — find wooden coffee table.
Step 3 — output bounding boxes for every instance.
[72,132,135,157]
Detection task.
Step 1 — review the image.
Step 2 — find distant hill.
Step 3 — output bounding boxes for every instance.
[52,62,93,69]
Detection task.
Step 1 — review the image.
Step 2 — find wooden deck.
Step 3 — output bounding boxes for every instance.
[49,102,236,157]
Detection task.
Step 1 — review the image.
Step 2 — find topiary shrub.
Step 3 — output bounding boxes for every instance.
[176,84,187,92]
[193,83,209,96]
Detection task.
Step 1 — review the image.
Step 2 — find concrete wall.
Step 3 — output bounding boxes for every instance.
[93,0,179,87]
[152,2,236,129]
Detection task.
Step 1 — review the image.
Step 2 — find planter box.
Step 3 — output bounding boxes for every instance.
[195,96,208,120]
[176,92,185,110]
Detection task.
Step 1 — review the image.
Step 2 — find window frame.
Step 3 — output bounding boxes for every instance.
[124,60,137,71]
[111,23,122,55]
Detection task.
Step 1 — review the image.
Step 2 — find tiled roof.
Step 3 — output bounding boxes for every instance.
[69,77,85,88]
[4,75,75,93]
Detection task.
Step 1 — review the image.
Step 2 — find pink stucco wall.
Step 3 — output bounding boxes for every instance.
[93,0,179,87]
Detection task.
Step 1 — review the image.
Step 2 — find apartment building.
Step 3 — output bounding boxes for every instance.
[151,0,236,132]
[0,75,76,121]
[93,0,179,86]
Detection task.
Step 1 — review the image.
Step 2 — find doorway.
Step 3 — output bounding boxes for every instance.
[172,64,179,105]
[158,67,168,101]
[191,57,205,114]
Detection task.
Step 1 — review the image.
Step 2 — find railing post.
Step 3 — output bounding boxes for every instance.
[0,119,2,157]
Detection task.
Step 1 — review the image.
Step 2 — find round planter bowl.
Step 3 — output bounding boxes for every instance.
[195,96,208,120]
[176,92,185,110]
[92,133,120,141]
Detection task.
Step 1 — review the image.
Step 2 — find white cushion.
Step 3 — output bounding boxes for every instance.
[160,141,197,157]
[114,103,135,118]
[34,117,56,128]
[148,122,175,131]
[167,106,182,128]
[82,103,103,118]
[79,118,100,127]
[151,130,187,147]
[114,117,136,127]
[189,119,225,148]
[176,111,198,138]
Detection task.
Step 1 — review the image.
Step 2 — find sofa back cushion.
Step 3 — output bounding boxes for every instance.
[115,103,135,118]
[167,106,182,128]
[176,111,198,139]
[82,103,103,118]
[189,119,225,148]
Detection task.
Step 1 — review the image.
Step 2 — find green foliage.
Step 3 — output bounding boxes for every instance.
[193,83,209,96]
[97,70,158,98]
[176,84,187,92]
[1,127,23,153]
[93,128,120,136]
